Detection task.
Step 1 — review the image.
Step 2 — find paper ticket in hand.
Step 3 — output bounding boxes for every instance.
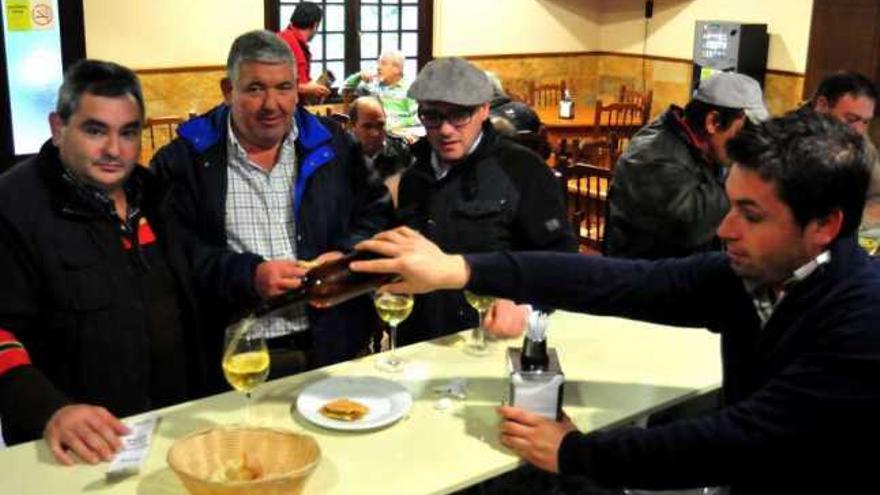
[106,415,159,480]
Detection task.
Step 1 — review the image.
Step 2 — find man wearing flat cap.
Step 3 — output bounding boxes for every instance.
[393,57,576,344]
[605,72,769,259]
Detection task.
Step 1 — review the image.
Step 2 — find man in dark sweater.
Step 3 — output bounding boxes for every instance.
[0,61,207,464]
[353,111,880,492]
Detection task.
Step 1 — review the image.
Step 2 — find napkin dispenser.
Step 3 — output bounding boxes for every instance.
[507,347,564,420]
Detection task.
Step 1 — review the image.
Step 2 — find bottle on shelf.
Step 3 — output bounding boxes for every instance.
[558,88,574,120]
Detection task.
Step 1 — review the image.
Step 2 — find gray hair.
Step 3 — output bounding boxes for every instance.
[56,59,144,124]
[379,49,405,70]
[226,30,296,84]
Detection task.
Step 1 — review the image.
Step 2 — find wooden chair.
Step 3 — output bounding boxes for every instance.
[619,85,654,123]
[561,159,612,253]
[141,115,183,164]
[593,100,643,134]
[530,79,566,108]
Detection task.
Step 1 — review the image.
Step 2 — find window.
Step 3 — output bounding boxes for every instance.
[267,0,433,86]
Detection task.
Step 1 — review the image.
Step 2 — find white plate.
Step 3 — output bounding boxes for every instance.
[296,376,413,431]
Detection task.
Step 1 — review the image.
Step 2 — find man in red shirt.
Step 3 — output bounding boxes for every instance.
[278,1,330,103]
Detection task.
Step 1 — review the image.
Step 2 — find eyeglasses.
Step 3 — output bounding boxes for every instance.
[418,106,478,129]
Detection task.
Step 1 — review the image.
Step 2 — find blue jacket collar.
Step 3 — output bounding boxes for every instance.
[176,104,332,154]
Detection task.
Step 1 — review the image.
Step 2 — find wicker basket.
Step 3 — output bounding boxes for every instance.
[167,426,320,495]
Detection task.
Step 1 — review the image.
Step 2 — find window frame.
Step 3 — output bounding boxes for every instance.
[264,0,433,79]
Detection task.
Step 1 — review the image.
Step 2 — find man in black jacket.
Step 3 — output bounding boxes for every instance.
[353,111,880,492]
[0,60,207,464]
[604,72,768,259]
[153,31,391,373]
[394,57,576,345]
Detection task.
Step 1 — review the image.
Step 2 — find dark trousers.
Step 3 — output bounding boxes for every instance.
[265,331,312,380]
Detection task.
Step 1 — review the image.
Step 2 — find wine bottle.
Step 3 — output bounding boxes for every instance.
[521,310,550,371]
[253,250,396,317]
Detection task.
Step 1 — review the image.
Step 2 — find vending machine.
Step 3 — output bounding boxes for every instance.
[692,21,769,91]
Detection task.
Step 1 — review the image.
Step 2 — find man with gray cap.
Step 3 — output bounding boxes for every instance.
[394,57,576,343]
[604,72,768,259]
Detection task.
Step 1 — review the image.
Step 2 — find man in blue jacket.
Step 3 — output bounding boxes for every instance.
[352,111,880,492]
[153,31,391,376]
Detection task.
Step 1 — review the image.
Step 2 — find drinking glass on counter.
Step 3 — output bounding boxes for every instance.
[464,291,496,355]
[223,320,270,422]
[374,291,414,372]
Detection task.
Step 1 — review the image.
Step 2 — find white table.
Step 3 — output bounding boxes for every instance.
[0,311,721,494]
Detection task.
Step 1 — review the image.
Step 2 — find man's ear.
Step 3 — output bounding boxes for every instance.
[220,78,233,104]
[814,95,830,113]
[807,210,844,247]
[49,113,64,144]
[705,110,721,135]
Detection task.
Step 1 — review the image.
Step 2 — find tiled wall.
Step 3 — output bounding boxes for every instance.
[135,54,806,123]
[470,53,805,120]
[136,67,227,119]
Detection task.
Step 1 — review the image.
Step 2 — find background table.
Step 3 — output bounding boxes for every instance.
[0,311,721,494]
[536,107,596,148]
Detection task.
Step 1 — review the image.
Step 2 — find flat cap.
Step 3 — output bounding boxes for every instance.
[408,57,493,106]
[692,72,770,123]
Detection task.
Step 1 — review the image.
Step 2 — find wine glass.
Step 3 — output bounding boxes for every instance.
[373,291,414,373]
[464,291,496,355]
[223,319,270,423]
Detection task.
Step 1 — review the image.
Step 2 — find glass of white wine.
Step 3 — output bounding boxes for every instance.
[464,290,496,355]
[223,319,270,423]
[374,291,414,373]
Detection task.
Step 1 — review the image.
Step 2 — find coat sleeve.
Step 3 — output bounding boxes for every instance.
[151,140,263,309]
[463,250,741,329]
[507,149,578,253]
[0,215,71,444]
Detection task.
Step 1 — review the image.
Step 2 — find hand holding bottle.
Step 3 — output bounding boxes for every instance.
[254,259,308,299]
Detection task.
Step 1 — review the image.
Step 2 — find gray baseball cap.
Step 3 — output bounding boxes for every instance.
[408,57,493,106]
[692,72,770,124]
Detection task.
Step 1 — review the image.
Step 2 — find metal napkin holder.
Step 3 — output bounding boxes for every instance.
[507,347,564,420]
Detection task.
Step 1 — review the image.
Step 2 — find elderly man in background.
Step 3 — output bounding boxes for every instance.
[153,31,391,376]
[604,72,768,259]
[392,57,576,345]
[277,1,330,103]
[348,95,412,206]
[343,50,420,139]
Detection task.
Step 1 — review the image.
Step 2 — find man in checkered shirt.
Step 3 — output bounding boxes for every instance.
[154,30,392,381]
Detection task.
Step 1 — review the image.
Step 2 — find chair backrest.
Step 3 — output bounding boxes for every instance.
[141,115,183,164]
[531,79,565,108]
[619,85,654,124]
[561,159,613,252]
[592,100,644,147]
